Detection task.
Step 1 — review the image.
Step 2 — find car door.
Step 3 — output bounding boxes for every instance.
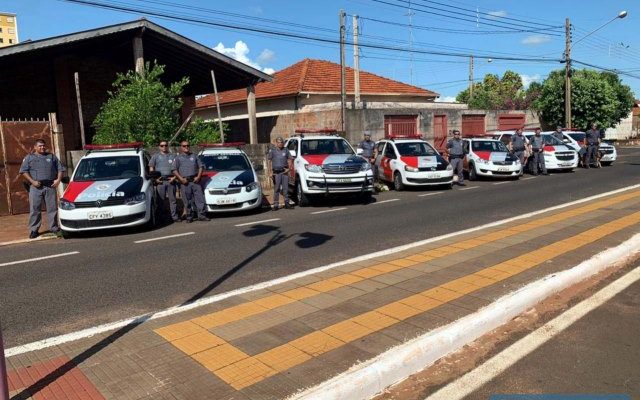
[462,140,470,171]
[287,139,298,183]
[380,143,397,181]
[374,142,386,180]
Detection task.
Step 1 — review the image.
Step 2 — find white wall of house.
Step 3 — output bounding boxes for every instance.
[605,112,634,140]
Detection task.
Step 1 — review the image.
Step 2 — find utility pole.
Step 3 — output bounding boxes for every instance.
[565,17,572,129]
[468,55,474,99]
[340,9,346,132]
[352,14,361,107]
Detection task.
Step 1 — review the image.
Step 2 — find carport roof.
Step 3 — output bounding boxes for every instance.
[0,19,272,94]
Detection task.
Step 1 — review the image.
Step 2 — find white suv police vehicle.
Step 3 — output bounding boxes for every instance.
[559,130,617,166]
[199,143,263,213]
[59,143,160,232]
[285,131,374,206]
[374,135,453,190]
[463,137,521,180]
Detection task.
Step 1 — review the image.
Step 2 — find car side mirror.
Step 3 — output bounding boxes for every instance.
[61,176,70,184]
[148,171,161,180]
[356,148,363,155]
[289,150,297,158]
[254,164,264,171]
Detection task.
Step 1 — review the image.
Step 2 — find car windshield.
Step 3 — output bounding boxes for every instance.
[471,140,508,152]
[526,134,563,145]
[301,139,354,155]
[395,142,438,156]
[568,133,586,142]
[73,156,140,181]
[200,154,251,172]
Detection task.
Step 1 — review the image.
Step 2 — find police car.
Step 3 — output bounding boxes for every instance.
[462,138,521,180]
[58,143,160,232]
[493,131,579,171]
[374,135,453,190]
[558,130,617,166]
[285,130,374,206]
[198,143,263,213]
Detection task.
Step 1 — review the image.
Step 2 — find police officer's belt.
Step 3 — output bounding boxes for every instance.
[272,168,286,173]
[184,176,196,182]
[160,176,174,181]
[39,180,55,187]
[514,147,525,151]
[449,154,464,159]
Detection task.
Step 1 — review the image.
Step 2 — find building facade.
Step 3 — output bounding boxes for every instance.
[0,12,18,47]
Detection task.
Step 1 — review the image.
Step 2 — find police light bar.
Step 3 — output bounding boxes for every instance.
[386,133,422,139]
[199,142,245,148]
[294,128,338,134]
[84,142,144,150]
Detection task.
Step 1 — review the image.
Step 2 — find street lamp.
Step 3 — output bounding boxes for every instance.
[564,10,628,129]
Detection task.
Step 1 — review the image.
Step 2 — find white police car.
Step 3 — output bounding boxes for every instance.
[199,143,262,213]
[493,131,579,172]
[559,130,617,166]
[285,130,374,206]
[463,138,521,180]
[374,135,453,190]
[58,143,159,232]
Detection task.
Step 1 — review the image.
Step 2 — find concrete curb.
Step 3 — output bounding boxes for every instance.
[0,235,58,247]
[287,233,640,400]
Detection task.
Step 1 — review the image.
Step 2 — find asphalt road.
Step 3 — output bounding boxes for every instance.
[0,148,638,347]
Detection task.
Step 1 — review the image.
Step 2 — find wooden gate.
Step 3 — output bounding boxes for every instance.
[498,114,525,131]
[461,114,486,136]
[433,114,448,153]
[0,119,53,215]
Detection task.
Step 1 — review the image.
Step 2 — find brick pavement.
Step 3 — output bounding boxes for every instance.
[4,188,640,400]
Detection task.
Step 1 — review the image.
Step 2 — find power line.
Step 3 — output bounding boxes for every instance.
[571,59,640,80]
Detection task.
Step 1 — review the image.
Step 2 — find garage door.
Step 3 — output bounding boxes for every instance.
[461,115,485,136]
[384,115,417,137]
[498,114,525,130]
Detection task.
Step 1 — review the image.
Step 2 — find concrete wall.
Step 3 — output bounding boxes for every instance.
[605,112,635,140]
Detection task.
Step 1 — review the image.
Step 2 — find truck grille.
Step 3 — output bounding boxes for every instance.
[322,164,362,174]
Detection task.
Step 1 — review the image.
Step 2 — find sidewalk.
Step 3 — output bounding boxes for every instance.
[4,188,640,400]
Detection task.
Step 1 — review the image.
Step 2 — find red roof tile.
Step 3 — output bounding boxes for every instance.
[196,58,438,108]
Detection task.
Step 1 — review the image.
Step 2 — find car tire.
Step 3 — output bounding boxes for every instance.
[360,191,372,204]
[601,161,613,166]
[469,163,478,181]
[393,172,405,191]
[296,180,310,207]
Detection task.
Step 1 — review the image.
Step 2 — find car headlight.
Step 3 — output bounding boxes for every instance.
[514,159,521,165]
[124,192,146,205]
[446,164,453,171]
[60,199,75,210]
[476,158,489,165]
[245,182,260,192]
[361,162,371,171]
[404,165,419,172]
[304,164,323,173]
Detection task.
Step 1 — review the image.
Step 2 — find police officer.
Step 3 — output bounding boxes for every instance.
[267,137,293,210]
[149,140,179,223]
[584,123,601,169]
[446,130,465,186]
[552,125,564,142]
[509,128,529,174]
[529,128,548,176]
[358,132,377,182]
[172,141,210,222]
[19,139,66,239]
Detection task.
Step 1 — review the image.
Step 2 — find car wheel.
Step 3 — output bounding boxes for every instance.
[360,191,372,204]
[393,172,405,191]
[469,163,478,181]
[296,180,310,207]
[601,161,612,166]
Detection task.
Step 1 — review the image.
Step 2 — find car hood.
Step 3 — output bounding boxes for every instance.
[400,155,442,167]
[202,170,255,189]
[63,177,143,202]
[544,145,572,152]
[472,151,517,162]
[302,154,365,166]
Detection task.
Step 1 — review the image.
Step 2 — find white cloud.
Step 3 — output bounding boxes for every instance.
[213,41,275,74]
[488,10,507,19]
[257,49,276,64]
[520,74,541,88]
[435,96,458,103]
[521,35,551,45]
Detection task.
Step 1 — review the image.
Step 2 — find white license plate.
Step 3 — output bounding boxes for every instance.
[216,198,237,205]
[87,210,113,220]
[497,167,509,172]
[426,173,439,179]
[336,178,352,183]
[559,162,572,167]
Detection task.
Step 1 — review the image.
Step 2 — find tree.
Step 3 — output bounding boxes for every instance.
[92,63,189,145]
[533,69,635,129]
[179,117,226,145]
[455,70,539,110]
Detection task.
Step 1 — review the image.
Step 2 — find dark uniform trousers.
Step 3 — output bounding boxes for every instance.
[29,184,59,233]
[585,144,599,167]
[157,180,179,220]
[273,171,289,204]
[449,156,464,183]
[531,149,547,174]
[180,180,207,219]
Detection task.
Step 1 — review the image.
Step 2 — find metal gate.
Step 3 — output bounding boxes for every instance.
[433,114,448,153]
[0,119,53,215]
[498,114,525,131]
[384,115,418,137]
[461,114,486,136]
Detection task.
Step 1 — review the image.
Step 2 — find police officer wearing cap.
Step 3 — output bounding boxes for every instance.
[584,123,601,169]
[509,128,529,174]
[358,132,377,181]
[446,130,465,186]
[172,141,210,222]
[20,139,66,239]
[149,140,179,223]
[529,128,548,176]
[267,137,293,210]
[552,126,564,142]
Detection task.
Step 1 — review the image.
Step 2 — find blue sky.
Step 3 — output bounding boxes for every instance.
[4,0,639,100]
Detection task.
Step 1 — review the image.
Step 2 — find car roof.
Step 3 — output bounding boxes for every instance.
[83,149,143,158]
[290,135,346,140]
[201,148,245,155]
[379,139,426,143]
[464,137,501,142]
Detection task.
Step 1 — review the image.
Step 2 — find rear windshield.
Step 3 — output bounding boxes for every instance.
[200,154,251,172]
[471,140,508,152]
[395,142,438,156]
[301,139,354,155]
[568,133,586,142]
[73,156,140,181]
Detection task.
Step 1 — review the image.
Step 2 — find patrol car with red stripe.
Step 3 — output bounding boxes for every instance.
[199,143,263,212]
[285,130,374,206]
[463,137,521,180]
[58,143,160,232]
[374,135,453,190]
[493,131,579,171]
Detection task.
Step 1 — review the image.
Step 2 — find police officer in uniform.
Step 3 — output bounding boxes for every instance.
[149,140,179,223]
[584,123,601,169]
[509,128,529,174]
[19,139,66,239]
[529,128,548,176]
[172,141,210,222]
[446,130,465,186]
[552,125,564,142]
[358,132,377,182]
[267,137,293,210]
